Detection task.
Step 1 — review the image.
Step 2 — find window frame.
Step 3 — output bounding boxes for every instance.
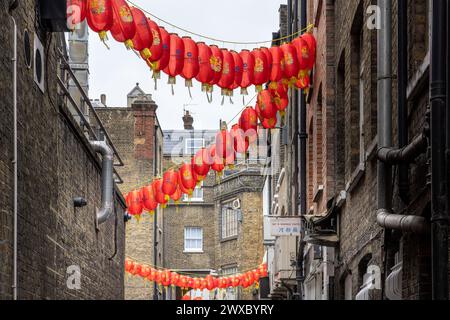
[183,181,204,202]
[221,201,239,240]
[185,138,205,155]
[184,227,203,253]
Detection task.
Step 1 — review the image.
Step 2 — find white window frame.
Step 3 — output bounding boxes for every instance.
[221,202,239,240]
[184,227,203,253]
[183,181,204,202]
[185,138,205,155]
[221,266,239,300]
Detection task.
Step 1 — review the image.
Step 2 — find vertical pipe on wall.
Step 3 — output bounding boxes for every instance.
[296,0,307,300]
[397,0,410,203]
[377,0,393,213]
[430,0,448,301]
[153,124,159,300]
[8,0,19,301]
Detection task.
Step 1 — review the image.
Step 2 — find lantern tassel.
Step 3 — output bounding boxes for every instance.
[221,95,225,106]
[186,80,193,99]
[98,31,110,50]
[256,85,263,93]
[124,39,134,51]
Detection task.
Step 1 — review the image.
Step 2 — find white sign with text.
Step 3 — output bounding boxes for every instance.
[269,217,301,237]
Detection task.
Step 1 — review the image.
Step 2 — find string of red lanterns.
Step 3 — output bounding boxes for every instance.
[125,258,268,292]
[70,0,316,98]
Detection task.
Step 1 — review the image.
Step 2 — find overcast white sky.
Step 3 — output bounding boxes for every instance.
[88,0,286,130]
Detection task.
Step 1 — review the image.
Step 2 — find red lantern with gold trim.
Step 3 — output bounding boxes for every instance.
[148,268,156,282]
[154,270,162,284]
[192,148,211,180]
[179,163,196,193]
[140,185,158,214]
[209,145,225,176]
[218,49,235,97]
[255,103,264,122]
[110,0,136,50]
[259,263,268,277]
[231,275,241,288]
[161,270,172,287]
[162,168,178,196]
[67,0,87,28]
[145,19,162,62]
[151,26,170,80]
[86,0,114,43]
[231,124,249,154]
[195,42,214,91]
[257,89,277,119]
[301,33,317,69]
[131,7,153,62]
[193,278,201,290]
[126,190,143,216]
[252,48,269,92]
[261,47,273,72]
[295,69,310,89]
[170,185,183,204]
[269,81,289,114]
[253,269,261,282]
[229,50,244,92]
[239,50,255,96]
[163,33,184,86]
[133,263,142,277]
[181,37,199,90]
[171,272,180,287]
[178,275,188,289]
[269,46,284,83]
[292,36,312,70]
[280,43,300,82]
[239,107,259,143]
[216,128,234,161]
[140,265,151,278]
[125,259,134,273]
[153,179,168,207]
[208,45,223,88]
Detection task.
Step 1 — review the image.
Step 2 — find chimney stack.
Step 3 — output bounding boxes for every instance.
[183,110,194,130]
[100,94,107,106]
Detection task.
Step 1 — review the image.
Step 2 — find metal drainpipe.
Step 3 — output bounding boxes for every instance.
[296,0,307,301]
[9,0,19,301]
[153,124,159,300]
[430,0,448,301]
[90,141,114,226]
[397,0,409,204]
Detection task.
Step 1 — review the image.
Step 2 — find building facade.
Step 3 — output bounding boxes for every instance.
[1,0,126,300]
[95,85,164,300]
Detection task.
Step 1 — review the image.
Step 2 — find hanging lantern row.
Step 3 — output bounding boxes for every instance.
[125,258,268,292]
[70,0,316,99]
[125,79,302,219]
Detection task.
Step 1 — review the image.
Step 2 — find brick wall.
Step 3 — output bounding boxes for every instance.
[96,99,164,300]
[0,0,125,300]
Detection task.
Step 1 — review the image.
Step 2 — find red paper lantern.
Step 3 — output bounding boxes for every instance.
[171,273,180,287]
[153,179,168,206]
[126,190,143,216]
[187,277,194,289]
[170,185,183,203]
[140,185,158,213]
[229,50,244,92]
[192,148,211,179]
[239,107,258,133]
[301,33,317,69]
[154,270,162,284]
[130,7,153,59]
[257,90,277,119]
[144,19,162,63]
[67,0,87,28]
[209,145,225,176]
[163,33,185,85]
[231,275,241,288]
[231,124,249,154]
[181,37,199,89]
[269,81,289,114]
[269,46,284,83]
[281,43,300,82]
[208,45,224,88]
[161,270,172,287]
[162,169,178,196]
[239,50,255,95]
[193,278,202,290]
[295,69,311,89]
[205,275,216,291]
[255,102,264,123]
[259,263,268,277]
[292,36,312,70]
[125,259,134,273]
[261,47,273,72]
[252,48,269,92]
[178,275,188,289]
[253,269,261,282]
[86,0,114,42]
[218,49,235,97]
[151,26,170,79]
[110,0,136,49]
[133,263,142,277]
[246,271,255,286]
[140,265,151,278]
[181,295,191,301]
[195,42,214,91]
[179,163,196,193]
[216,128,234,161]
[148,268,156,281]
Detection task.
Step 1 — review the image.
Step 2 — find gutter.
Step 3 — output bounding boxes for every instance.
[90,141,114,226]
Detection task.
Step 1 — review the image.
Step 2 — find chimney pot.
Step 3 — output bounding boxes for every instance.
[100,94,107,106]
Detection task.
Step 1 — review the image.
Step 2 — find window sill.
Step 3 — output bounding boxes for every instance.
[183,250,204,254]
[345,163,366,194]
[220,236,238,243]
